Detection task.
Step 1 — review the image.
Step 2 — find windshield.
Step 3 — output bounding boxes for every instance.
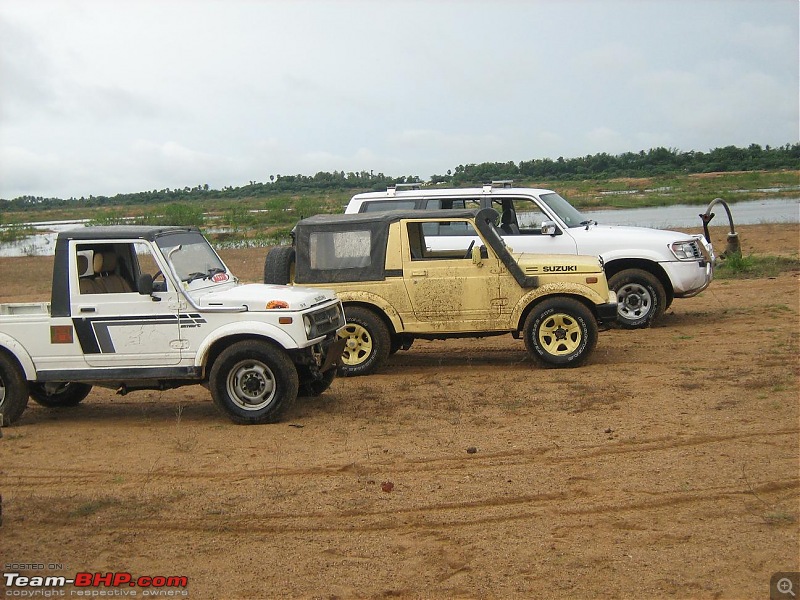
[155,231,228,284]
[539,192,588,228]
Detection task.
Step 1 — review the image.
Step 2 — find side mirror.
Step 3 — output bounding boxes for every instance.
[137,273,154,296]
[541,220,558,236]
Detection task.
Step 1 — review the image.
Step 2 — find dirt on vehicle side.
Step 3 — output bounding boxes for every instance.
[265,208,618,375]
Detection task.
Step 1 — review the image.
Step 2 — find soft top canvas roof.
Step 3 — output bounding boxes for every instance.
[292,208,521,285]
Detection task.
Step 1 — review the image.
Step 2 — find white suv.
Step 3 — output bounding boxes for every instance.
[345,182,715,328]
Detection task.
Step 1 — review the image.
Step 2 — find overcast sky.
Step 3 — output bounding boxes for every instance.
[0,0,797,200]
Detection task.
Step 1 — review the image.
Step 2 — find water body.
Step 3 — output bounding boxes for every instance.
[1,197,797,257]
[583,197,799,229]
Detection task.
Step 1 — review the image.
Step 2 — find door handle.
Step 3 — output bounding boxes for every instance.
[79,306,96,313]
[411,270,427,277]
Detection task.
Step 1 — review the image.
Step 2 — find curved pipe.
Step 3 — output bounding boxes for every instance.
[700,197,741,256]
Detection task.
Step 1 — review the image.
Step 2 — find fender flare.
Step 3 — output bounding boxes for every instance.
[337,291,404,334]
[510,284,606,329]
[0,333,37,380]
[193,321,299,369]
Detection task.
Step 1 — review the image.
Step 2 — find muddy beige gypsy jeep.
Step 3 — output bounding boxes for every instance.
[264,208,617,376]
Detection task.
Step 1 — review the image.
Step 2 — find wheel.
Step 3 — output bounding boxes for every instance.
[523,298,598,368]
[337,306,391,377]
[608,268,666,329]
[299,369,336,397]
[0,352,29,426]
[209,341,299,424]
[29,382,92,407]
[263,246,296,285]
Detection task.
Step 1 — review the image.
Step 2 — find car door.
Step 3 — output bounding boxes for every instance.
[71,241,183,367]
[490,197,579,254]
[401,220,499,329]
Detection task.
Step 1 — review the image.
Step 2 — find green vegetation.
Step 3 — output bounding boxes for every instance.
[714,254,800,279]
[1,143,797,249]
[0,223,37,243]
[87,203,205,227]
[3,143,798,210]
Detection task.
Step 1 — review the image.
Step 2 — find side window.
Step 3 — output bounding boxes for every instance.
[419,199,481,237]
[495,198,548,235]
[135,243,169,292]
[309,230,372,270]
[422,198,481,211]
[75,243,136,295]
[407,221,479,260]
[361,200,416,213]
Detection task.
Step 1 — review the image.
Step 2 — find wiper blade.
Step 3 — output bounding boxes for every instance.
[184,272,207,283]
[185,267,226,283]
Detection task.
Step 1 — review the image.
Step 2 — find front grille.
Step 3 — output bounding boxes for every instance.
[688,241,702,259]
[306,303,344,338]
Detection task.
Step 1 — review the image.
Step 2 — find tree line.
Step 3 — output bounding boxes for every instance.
[3,143,798,211]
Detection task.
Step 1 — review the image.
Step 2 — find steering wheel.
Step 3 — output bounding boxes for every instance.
[464,240,475,259]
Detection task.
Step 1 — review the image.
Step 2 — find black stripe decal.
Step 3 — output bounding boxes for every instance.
[94,322,115,353]
[73,319,101,354]
[72,314,197,355]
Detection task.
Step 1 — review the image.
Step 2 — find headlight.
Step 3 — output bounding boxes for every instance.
[302,304,343,339]
[670,240,700,261]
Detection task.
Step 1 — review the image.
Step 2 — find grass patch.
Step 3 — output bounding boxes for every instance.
[714,254,800,279]
[0,224,38,243]
[69,497,120,517]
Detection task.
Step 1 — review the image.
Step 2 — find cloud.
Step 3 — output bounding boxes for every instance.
[0,0,796,199]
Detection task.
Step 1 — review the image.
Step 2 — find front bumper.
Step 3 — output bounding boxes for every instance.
[291,331,346,373]
[319,336,346,372]
[666,259,714,298]
[595,300,619,328]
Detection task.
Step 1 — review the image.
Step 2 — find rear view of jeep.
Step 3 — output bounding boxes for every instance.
[265,208,617,376]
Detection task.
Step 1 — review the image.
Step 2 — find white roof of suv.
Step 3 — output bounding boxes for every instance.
[345,182,556,214]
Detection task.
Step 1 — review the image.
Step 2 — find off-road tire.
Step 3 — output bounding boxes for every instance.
[263,246,296,285]
[209,341,299,424]
[299,369,336,397]
[29,382,92,408]
[609,268,666,329]
[523,298,598,368]
[0,352,29,426]
[337,306,391,377]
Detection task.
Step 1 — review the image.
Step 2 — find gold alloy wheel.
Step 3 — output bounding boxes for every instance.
[537,312,583,356]
[338,322,373,366]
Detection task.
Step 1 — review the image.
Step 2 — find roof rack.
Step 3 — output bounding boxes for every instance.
[482,180,514,192]
[386,182,422,196]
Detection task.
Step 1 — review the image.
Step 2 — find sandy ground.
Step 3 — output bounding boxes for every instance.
[0,223,798,599]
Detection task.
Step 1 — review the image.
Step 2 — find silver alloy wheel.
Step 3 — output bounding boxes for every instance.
[616,281,654,321]
[225,359,276,411]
